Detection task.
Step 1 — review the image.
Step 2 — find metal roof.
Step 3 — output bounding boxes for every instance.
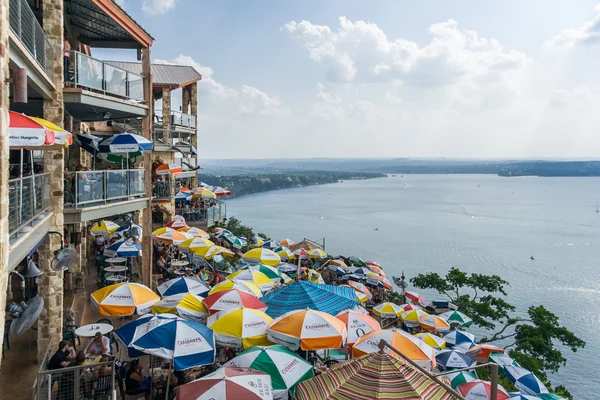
[106,61,203,87]
[65,0,154,48]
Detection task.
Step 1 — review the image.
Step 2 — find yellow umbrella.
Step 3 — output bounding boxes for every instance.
[372,302,405,318]
[152,226,175,237]
[91,283,159,316]
[242,248,281,267]
[250,239,265,248]
[178,237,215,253]
[226,270,274,292]
[193,245,235,260]
[401,309,431,327]
[307,269,325,284]
[207,306,273,348]
[30,116,73,148]
[151,292,209,323]
[156,230,193,244]
[209,279,262,298]
[90,220,120,236]
[178,227,210,239]
[193,189,217,199]
[277,248,296,261]
[308,249,328,259]
[414,332,446,350]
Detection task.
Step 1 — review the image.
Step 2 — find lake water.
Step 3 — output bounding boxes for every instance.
[227,174,600,398]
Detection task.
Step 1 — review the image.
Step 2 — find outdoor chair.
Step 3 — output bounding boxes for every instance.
[92,375,112,399]
[62,325,80,349]
[2,320,11,359]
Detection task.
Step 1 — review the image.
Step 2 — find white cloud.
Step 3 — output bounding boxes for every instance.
[114,0,125,6]
[545,4,600,48]
[141,0,177,16]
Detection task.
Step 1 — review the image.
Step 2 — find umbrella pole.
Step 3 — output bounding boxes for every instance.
[149,355,153,399]
[30,150,37,211]
[164,362,172,400]
[19,149,23,222]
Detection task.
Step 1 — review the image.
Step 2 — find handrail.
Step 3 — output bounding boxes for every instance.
[155,110,197,129]
[8,173,51,238]
[66,51,144,102]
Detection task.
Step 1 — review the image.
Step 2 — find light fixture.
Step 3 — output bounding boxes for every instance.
[22,259,43,278]
[102,111,112,119]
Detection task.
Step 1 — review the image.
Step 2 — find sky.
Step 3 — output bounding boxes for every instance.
[101,0,600,159]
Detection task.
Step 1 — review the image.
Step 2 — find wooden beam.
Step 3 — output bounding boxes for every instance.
[91,0,154,48]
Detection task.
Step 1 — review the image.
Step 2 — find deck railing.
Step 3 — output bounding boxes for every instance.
[155,110,197,129]
[175,201,226,226]
[8,173,51,238]
[66,51,144,102]
[9,0,54,78]
[64,169,147,209]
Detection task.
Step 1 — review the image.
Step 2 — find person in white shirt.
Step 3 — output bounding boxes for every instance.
[84,332,111,356]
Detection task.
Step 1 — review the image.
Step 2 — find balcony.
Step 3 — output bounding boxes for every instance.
[63,169,150,224]
[153,129,197,154]
[152,180,174,201]
[63,51,148,121]
[173,201,227,230]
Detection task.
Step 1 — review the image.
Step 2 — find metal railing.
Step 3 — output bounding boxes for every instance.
[9,0,54,77]
[36,360,116,400]
[152,180,174,200]
[155,110,197,129]
[175,201,226,226]
[64,169,147,209]
[66,51,144,102]
[153,128,196,150]
[8,173,51,238]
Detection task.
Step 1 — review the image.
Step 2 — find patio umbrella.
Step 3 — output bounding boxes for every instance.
[436,349,477,370]
[175,190,192,202]
[115,223,142,236]
[227,270,275,292]
[193,188,217,200]
[295,351,457,400]
[399,303,422,312]
[114,314,172,357]
[277,263,297,274]
[179,227,210,239]
[489,352,520,368]
[277,248,296,261]
[209,279,263,297]
[328,264,349,276]
[467,344,504,362]
[90,220,121,236]
[178,237,215,253]
[372,302,405,318]
[91,282,159,316]
[414,332,447,350]
[152,226,174,237]
[400,309,431,327]
[419,314,451,333]
[508,394,539,400]
[335,310,381,348]
[156,230,193,245]
[98,132,153,153]
[536,394,567,400]
[207,307,273,349]
[157,276,211,297]
[365,264,386,277]
[261,240,278,250]
[176,367,273,400]
[241,264,283,281]
[445,371,478,389]
[213,187,231,197]
[341,286,369,303]
[214,228,232,238]
[156,163,182,175]
[224,235,248,250]
[443,329,476,350]
[347,256,366,266]
[194,245,235,260]
[130,314,215,371]
[503,366,549,395]
[166,218,189,230]
[103,239,142,257]
[353,267,376,277]
[439,310,473,327]
[294,249,309,260]
[267,308,347,351]
[370,274,393,290]
[457,380,510,400]
[279,239,295,247]
[223,345,313,399]
[8,111,57,149]
[347,281,372,299]
[76,132,102,155]
[331,259,349,269]
[203,289,267,315]
[352,329,436,371]
[307,269,325,284]
[151,293,209,323]
[242,248,281,267]
[261,281,358,318]
[308,249,328,259]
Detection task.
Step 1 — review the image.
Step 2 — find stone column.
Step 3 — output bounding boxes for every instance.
[182,86,190,115]
[190,82,198,186]
[140,47,153,288]
[162,87,171,144]
[37,0,65,362]
[0,0,11,369]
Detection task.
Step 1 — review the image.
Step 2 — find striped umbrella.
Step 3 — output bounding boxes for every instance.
[331,259,349,269]
[279,239,295,247]
[457,380,510,400]
[335,310,381,348]
[414,332,447,350]
[226,270,274,292]
[307,269,325,284]
[114,314,174,358]
[508,394,539,400]
[308,249,328,259]
[372,302,404,318]
[213,187,232,197]
[91,283,159,316]
[178,237,215,253]
[503,366,548,396]
[445,371,478,389]
[436,349,477,370]
[223,345,313,399]
[489,352,520,368]
[179,227,210,239]
[352,329,436,371]
[152,226,174,237]
[443,330,476,350]
[277,248,296,261]
[156,230,193,245]
[193,245,235,260]
[193,188,217,200]
[400,309,431,327]
[405,291,429,307]
[103,239,141,257]
[151,293,209,324]
[157,277,211,297]
[8,111,57,149]
[174,190,192,202]
[536,394,567,400]
[400,303,422,312]
[467,344,504,362]
[76,133,101,155]
[98,132,153,153]
[224,235,248,250]
[419,314,451,333]
[267,309,347,351]
[176,367,272,400]
[261,241,279,250]
[241,264,283,281]
[155,163,182,175]
[296,351,456,400]
[261,281,358,318]
[370,274,393,290]
[90,220,121,236]
[209,280,263,298]
[365,264,386,277]
[242,248,281,267]
[250,239,265,249]
[439,310,473,327]
[203,289,267,315]
[207,307,273,349]
[115,223,142,236]
[347,256,366,267]
[166,218,189,230]
[277,263,297,274]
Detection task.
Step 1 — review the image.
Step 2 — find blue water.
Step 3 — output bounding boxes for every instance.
[227,174,600,398]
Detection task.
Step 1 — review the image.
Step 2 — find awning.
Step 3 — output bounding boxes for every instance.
[8,111,73,150]
[156,163,182,175]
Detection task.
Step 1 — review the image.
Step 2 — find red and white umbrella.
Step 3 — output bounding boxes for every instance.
[457,380,510,400]
[156,163,182,175]
[173,367,274,399]
[214,187,232,197]
[9,111,55,149]
[202,289,267,315]
[166,218,189,230]
[404,291,429,306]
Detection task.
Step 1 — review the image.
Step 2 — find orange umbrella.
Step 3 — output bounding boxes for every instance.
[352,329,437,371]
[371,274,392,290]
[366,264,387,277]
[267,309,347,351]
[179,226,210,239]
[347,280,373,299]
[178,187,193,193]
[466,344,505,362]
[419,315,451,333]
[335,310,381,348]
[155,230,193,245]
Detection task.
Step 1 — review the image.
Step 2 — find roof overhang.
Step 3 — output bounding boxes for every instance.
[8,213,53,271]
[63,88,149,121]
[8,33,56,100]
[64,198,151,224]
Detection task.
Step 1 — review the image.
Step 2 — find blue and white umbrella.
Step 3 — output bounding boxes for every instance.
[104,239,142,257]
[490,352,520,368]
[262,241,279,250]
[215,229,233,239]
[277,263,297,273]
[115,223,143,237]
[328,264,347,276]
[436,349,477,369]
[76,133,102,155]
[98,132,153,153]
[130,314,216,371]
[114,314,173,357]
[504,366,549,396]
[157,277,210,297]
[508,393,538,400]
[442,329,476,350]
[175,191,192,202]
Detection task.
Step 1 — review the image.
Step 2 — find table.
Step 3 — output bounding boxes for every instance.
[105,275,126,283]
[104,265,128,273]
[105,257,127,264]
[172,269,186,276]
[171,260,189,267]
[75,323,113,337]
[82,355,102,366]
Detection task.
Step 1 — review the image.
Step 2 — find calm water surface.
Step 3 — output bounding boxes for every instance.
[227,174,600,398]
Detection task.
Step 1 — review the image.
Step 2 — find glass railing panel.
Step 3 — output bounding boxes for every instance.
[107,171,128,199]
[8,173,51,237]
[8,179,19,236]
[76,171,105,204]
[152,181,172,199]
[128,170,146,196]
[190,115,197,128]
[75,52,104,92]
[104,64,127,97]
[128,72,143,101]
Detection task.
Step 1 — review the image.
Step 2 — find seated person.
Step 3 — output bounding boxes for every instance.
[84,332,111,356]
[48,340,76,369]
[125,359,151,399]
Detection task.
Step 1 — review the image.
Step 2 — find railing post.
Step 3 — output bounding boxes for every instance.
[18,0,22,40]
[74,368,80,400]
[46,374,51,400]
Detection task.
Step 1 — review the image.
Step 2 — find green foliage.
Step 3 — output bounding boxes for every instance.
[257,232,269,240]
[223,217,254,239]
[410,268,585,396]
[387,290,405,305]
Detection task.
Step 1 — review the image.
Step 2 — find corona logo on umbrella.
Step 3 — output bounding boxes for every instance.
[91,283,159,316]
[207,307,274,349]
[267,308,348,351]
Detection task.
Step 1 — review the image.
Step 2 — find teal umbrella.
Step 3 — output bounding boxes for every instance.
[536,394,566,400]
[490,352,520,368]
[439,310,473,327]
[445,370,478,389]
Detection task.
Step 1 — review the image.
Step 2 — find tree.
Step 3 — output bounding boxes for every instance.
[223,217,254,239]
[410,268,585,397]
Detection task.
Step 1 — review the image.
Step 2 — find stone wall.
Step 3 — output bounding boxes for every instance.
[162,87,171,143]
[0,0,11,369]
[190,83,198,186]
[140,48,153,288]
[38,0,65,363]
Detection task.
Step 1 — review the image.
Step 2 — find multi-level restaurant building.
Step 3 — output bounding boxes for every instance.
[0,0,220,396]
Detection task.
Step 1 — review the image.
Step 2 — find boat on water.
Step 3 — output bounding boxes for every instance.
[596,202,599,213]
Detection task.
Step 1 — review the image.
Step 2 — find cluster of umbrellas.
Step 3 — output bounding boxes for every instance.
[174,183,231,204]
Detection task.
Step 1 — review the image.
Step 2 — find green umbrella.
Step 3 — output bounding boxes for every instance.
[223,345,313,398]
[444,370,478,389]
[439,310,473,327]
[348,256,366,266]
[224,234,248,249]
[489,352,520,368]
[99,150,143,164]
[537,394,567,400]
[242,264,282,280]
